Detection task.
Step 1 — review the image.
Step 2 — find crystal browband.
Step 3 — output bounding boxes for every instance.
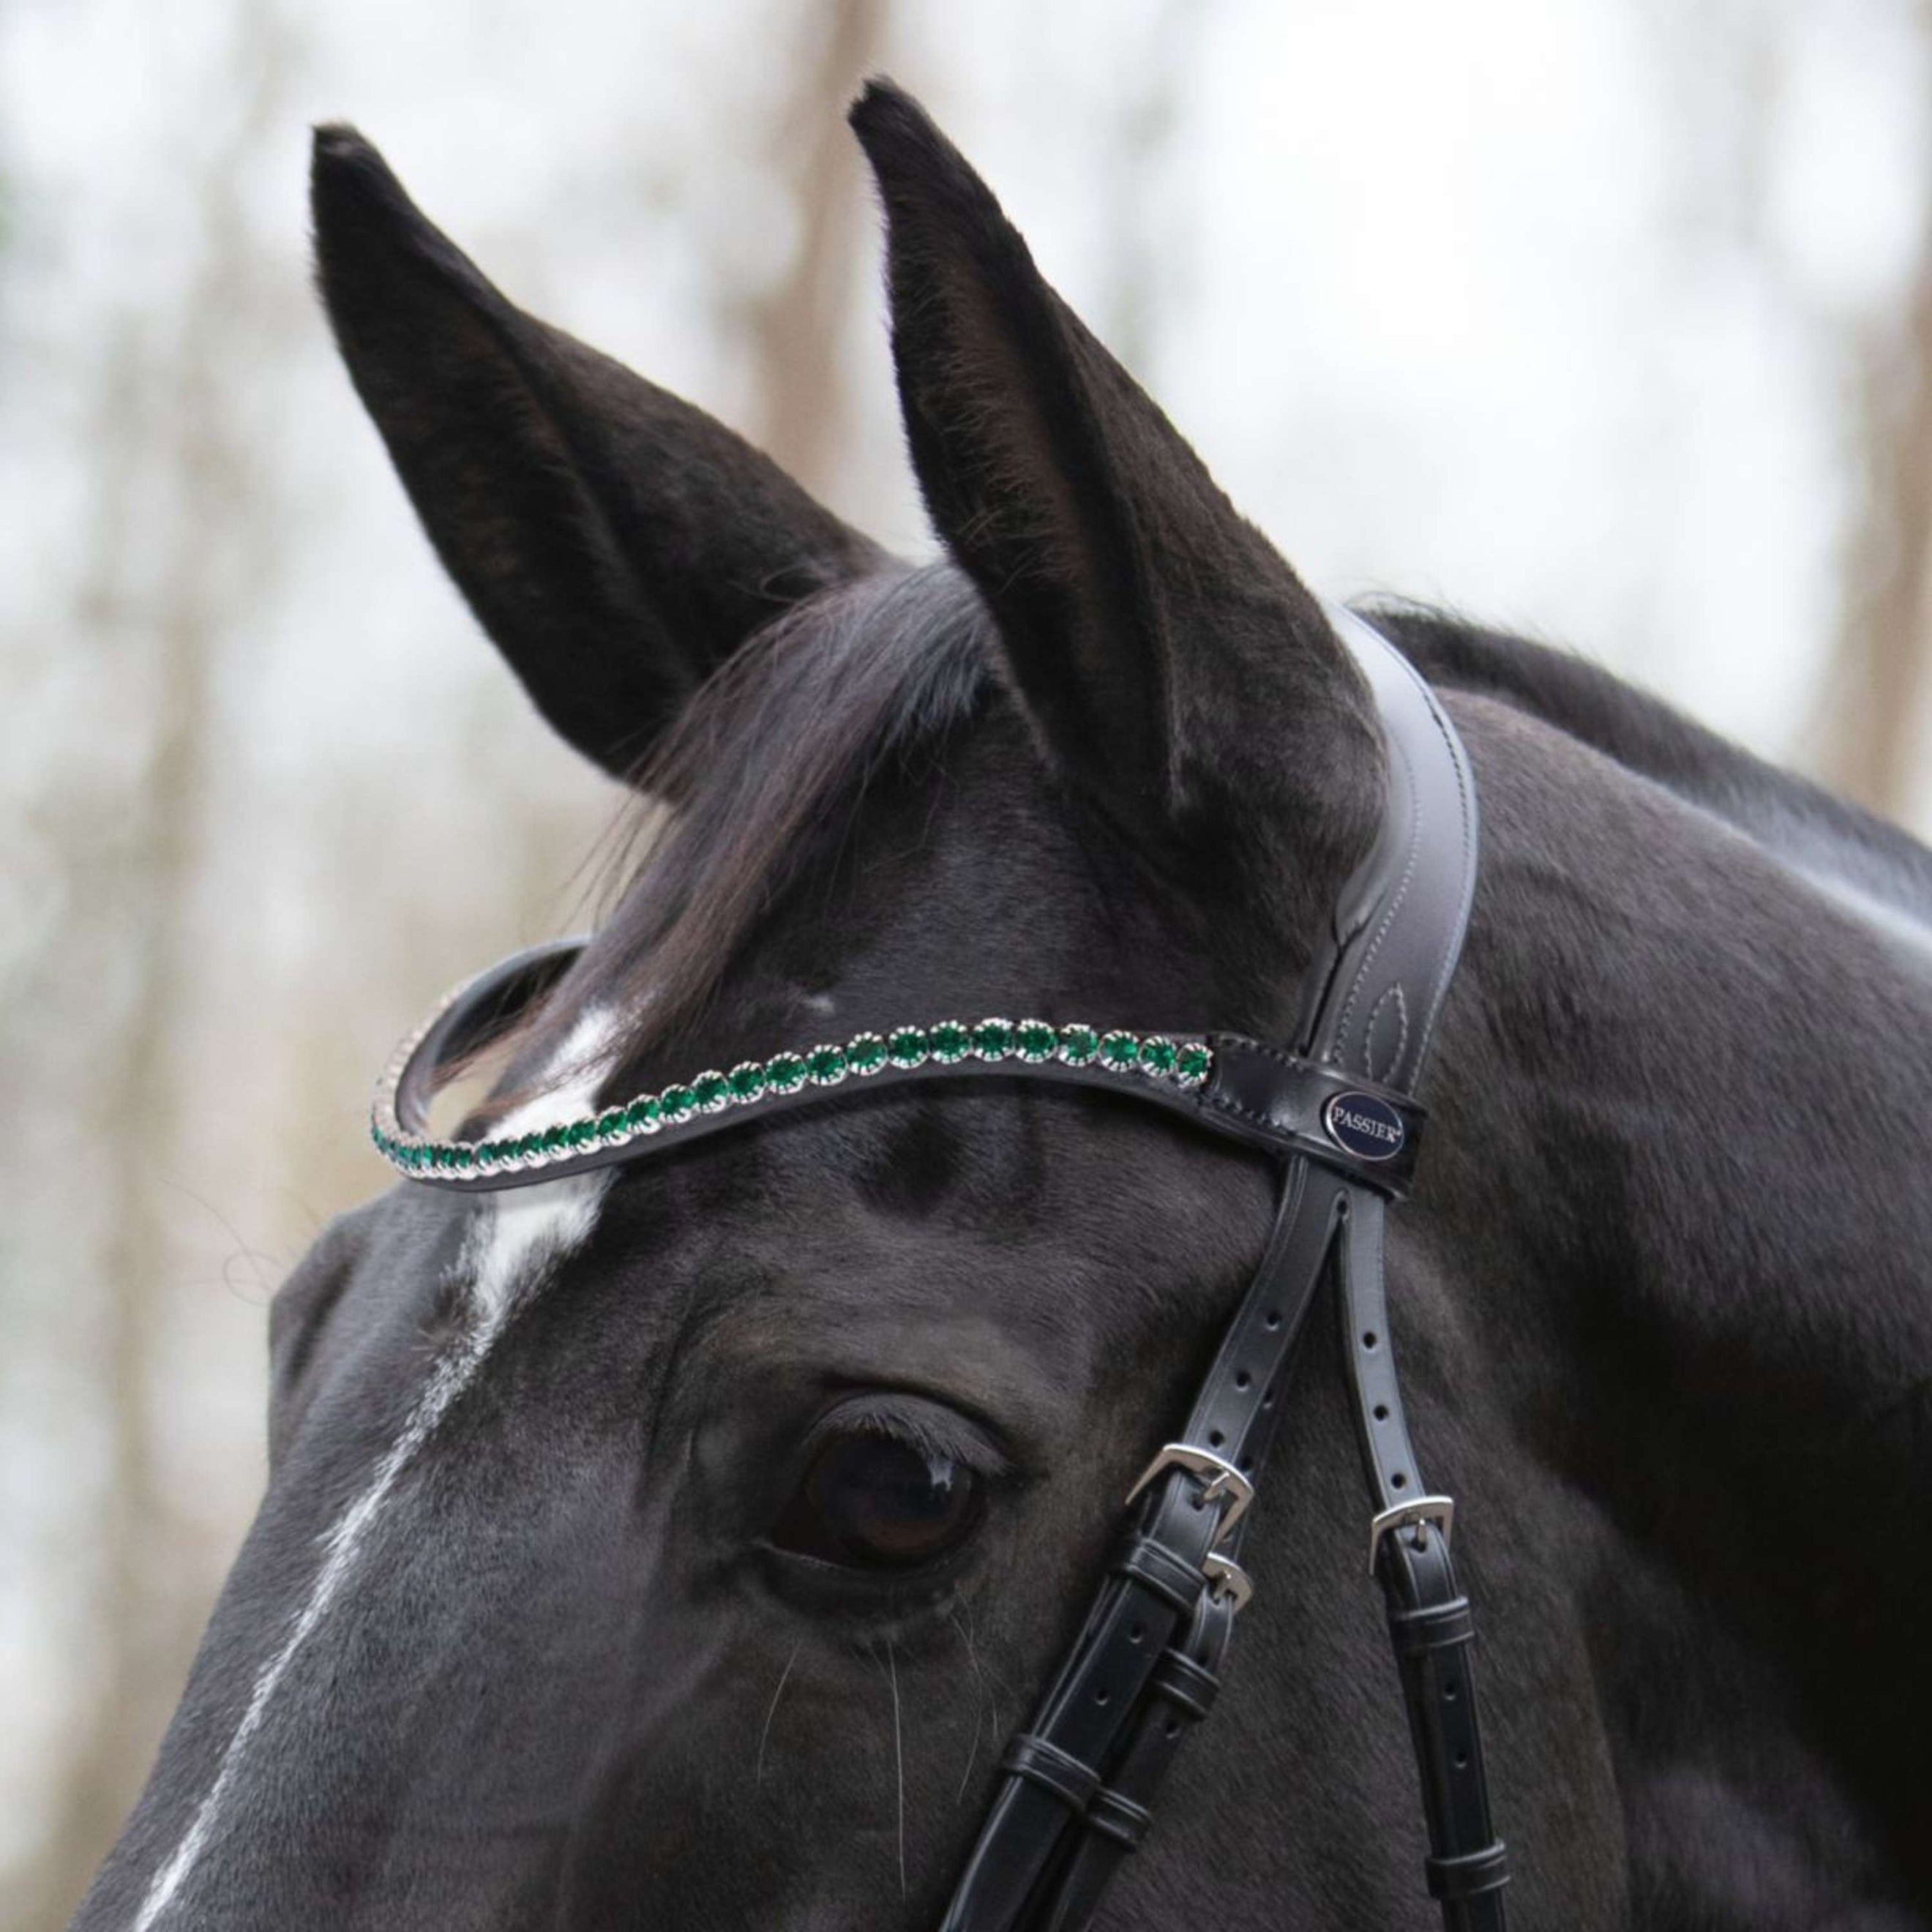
[372,1012,1213,1182]
[370,940,1429,1196]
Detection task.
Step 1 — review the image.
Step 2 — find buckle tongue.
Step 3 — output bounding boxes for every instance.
[1123,1442,1255,1538]
[1202,1552,1254,1613]
[1367,1494,1455,1573]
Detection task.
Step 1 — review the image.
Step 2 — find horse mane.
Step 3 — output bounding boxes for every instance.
[1370,600,1932,920]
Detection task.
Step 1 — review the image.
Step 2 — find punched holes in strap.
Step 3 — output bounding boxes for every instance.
[1024,1596,1236,1932]
[1380,1537,1509,1927]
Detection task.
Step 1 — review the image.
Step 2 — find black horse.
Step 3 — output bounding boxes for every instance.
[73,82,1932,1932]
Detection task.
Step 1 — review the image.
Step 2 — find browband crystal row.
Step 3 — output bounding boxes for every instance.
[372,1016,1213,1182]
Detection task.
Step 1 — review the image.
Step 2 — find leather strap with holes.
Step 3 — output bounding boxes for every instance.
[937,610,1505,1930]
[1342,1192,1508,1930]
[937,1161,1347,1931]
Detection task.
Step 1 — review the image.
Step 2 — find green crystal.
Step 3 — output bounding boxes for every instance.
[595,1110,627,1143]
[566,1119,595,1147]
[693,1071,730,1111]
[449,1145,473,1170]
[929,1021,970,1063]
[847,1032,888,1074]
[624,1096,662,1133]
[728,1062,767,1101]
[1139,1036,1178,1075]
[542,1124,569,1153]
[970,1019,1014,1058]
[516,1134,543,1160]
[765,1052,806,1093]
[887,1026,929,1068]
[661,1085,697,1120]
[1058,1024,1100,1065]
[1015,1021,1056,1063]
[1098,1031,1140,1071]
[806,1044,847,1083]
[1175,1043,1211,1084]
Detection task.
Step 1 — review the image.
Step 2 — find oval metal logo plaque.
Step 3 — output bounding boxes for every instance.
[1323,1091,1407,1163]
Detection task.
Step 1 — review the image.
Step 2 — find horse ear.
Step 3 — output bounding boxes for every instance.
[849,83,1382,916]
[310,126,880,785]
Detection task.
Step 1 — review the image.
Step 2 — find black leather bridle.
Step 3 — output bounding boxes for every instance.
[372,607,1508,1931]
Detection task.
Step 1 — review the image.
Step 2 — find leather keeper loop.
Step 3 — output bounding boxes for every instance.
[1110,1532,1208,1614]
[1000,1734,1101,1813]
[1388,1594,1475,1657]
[1085,1786,1155,1850]
[1425,1842,1511,1901]
[1147,1649,1221,1723]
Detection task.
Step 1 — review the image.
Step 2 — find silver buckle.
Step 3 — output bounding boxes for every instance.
[1367,1494,1455,1573]
[1124,1442,1255,1538]
[1202,1552,1254,1614]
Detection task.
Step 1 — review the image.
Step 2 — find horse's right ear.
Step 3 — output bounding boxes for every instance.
[310,126,880,785]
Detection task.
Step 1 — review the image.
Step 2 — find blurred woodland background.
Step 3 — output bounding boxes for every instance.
[8,0,1932,1922]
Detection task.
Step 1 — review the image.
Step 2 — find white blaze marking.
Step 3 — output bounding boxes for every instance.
[131,1008,619,1930]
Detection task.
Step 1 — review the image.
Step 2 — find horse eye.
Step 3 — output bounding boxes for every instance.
[771,1431,986,1570]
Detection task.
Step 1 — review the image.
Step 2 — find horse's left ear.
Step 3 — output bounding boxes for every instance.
[850,83,1382,922]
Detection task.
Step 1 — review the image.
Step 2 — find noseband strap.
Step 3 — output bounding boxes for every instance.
[368,605,1508,1930]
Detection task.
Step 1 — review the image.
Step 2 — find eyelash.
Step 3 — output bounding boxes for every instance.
[797,1393,1012,1484]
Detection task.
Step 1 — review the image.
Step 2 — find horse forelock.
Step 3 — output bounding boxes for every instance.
[502,563,994,1096]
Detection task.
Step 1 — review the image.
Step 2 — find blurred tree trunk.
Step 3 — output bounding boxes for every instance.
[743,0,890,503]
[1819,2,1932,820]
[24,10,293,1924]
[1821,251,1932,819]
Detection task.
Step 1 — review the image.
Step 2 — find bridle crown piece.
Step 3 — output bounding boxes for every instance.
[369,604,1508,1932]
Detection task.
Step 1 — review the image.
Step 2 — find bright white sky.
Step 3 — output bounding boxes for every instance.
[9,0,1931,805]
[10,0,1932,798]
